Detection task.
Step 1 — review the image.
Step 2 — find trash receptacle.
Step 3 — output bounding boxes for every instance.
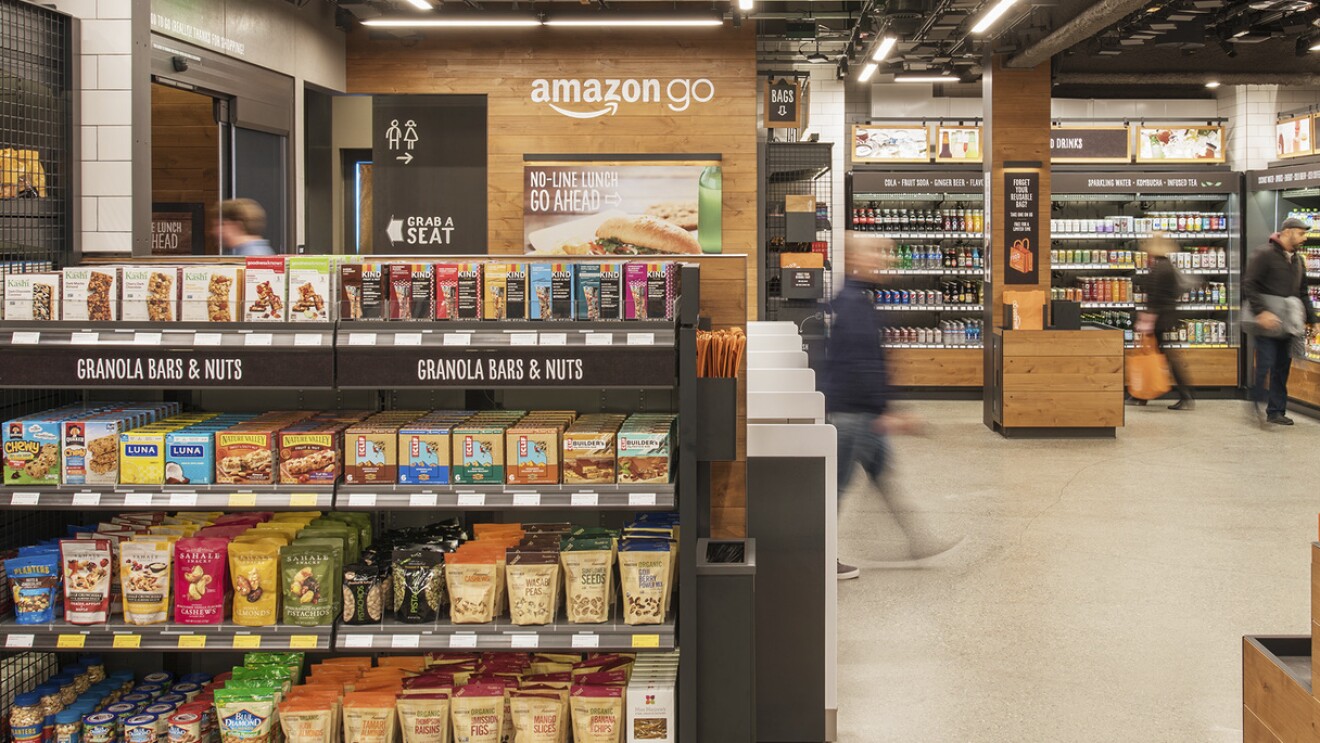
[696,537,756,743]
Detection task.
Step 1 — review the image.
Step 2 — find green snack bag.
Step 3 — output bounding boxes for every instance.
[280,544,336,626]
[291,537,344,615]
[214,687,279,742]
[301,524,359,565]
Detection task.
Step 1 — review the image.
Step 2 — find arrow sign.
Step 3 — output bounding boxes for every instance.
[603,193,622,206]
[387,215,404,244]
[397,152,414,165]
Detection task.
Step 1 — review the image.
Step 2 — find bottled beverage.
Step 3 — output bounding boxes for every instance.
[697,165,722,252]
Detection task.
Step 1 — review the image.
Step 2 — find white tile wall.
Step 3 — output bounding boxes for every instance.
[48,0,135,254]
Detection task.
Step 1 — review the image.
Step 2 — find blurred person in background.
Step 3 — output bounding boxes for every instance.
[217,198,275,256]
[1244,217,1316,426]
[1135,236,1194,410]
[822,235,953,580]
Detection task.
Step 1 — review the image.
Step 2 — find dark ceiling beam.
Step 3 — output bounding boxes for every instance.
[1004,0,1152,69]
[1055,71,1320,86]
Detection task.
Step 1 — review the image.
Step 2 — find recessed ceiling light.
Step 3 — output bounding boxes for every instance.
[362,17,541,27]
[895,74,954,83]
[1205,80,1221,88]
[544,17,723,26]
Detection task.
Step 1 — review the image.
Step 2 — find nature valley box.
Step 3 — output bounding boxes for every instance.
[181,266,243,322]
[287,257,331,322]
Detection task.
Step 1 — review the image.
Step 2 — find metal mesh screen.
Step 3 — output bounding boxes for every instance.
[764,142,833,320]
[0,5,77,729]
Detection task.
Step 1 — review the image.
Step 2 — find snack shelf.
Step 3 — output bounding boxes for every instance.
[335,617,676,653]
[1079,302,1136,309]
[0,619,333,652]
[1135,304,1230,311]
[849,231,984,240]
[335,483,675,511]
[874,304,983,312]
[876,268,984,276]
[1124,343,1233,349]
[0,485,334,510]
[880,343,984,349]
[1053,265,1228,274]
[1052,232,1230,240]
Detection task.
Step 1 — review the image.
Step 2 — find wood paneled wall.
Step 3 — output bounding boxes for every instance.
[151,84,221,255]
[346,28,757,536]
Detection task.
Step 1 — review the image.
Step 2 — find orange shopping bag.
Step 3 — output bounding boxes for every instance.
[1126,334,1172,400]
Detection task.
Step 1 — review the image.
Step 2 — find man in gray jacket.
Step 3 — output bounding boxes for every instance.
[1244,217,1317,425]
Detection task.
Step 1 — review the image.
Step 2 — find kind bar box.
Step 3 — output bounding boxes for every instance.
[386,264,413,320]
[62,267,118,322]
[624,262,669,321]
[456,263,483,319]
[287,257,331,322]
[181,266,243,322]
[122,267,179,322]
[574,263,621,321]
[410,263,434,320]
[434,264,459,319]
[599,262,623,319]
[244,256,287,321]
[340,262,364,320]
[483,263,527,320]
[529,262,574,321]
[361,262,386,320]
[4,412,64,484]
[5,272,62,321]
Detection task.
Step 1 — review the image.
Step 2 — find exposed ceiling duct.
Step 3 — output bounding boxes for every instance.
[1004,0,1151,68]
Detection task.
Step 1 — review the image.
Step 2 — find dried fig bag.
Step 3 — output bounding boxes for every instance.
[60,538,112,624]
[617,542,670,626]
[120,540,172,625]
[444,552,497,625]
[510,693,563,743]
[397,693,452,743]
[450,685,504,743]
[560,540,613,624]
[228,542,280,626]
[505,551,559,626]
[569,686,623,743]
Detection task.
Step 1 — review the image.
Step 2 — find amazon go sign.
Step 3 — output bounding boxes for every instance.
[530,78,715,119]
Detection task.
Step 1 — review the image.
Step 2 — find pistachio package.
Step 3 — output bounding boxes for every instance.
[560,539,614,624]
[393,548,445,623]
[228,542,281,626]
[343,562,387,624]
[280,544,337,626]
[505,550,560,626]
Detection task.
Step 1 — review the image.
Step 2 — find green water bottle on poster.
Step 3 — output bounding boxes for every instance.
[698,166,723,253]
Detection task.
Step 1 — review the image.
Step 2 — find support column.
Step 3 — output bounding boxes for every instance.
[982,55,1053,427]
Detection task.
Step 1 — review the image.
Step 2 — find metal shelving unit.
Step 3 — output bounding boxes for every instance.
[761,141,833,323]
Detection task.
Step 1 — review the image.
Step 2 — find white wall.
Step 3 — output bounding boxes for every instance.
[1216,85,1320,172]
[47,0,136,254]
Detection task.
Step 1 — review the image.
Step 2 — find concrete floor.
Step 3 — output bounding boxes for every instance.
[836,399,1318,743]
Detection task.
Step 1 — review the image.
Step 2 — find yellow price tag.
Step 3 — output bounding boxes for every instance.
[228,492,257,507]
[288,635,318,649]
[57,634,86,649]
[232,634,262,649]
[289,492,318,507]
[177,634,207,649]
[631,634,660,649]
[112,634,141,649]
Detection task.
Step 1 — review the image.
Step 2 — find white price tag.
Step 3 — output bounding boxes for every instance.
[571,492,598,507]
[449,634,478,649]
[342,634,374,649]
[539,333,567,347]
[348,493,377,508]
[457,492,486,507]
[123,492,152,507]
[391,634,420,649]
[409,493,438,508]
[395,333,423,347]
[193,332,222,346]
[5,634,34,648]
[509,333,538,347]
[294,333,323,347]
[571,633,600,649]
[10,492,39,506]
[585,333,613,346]
[444,333,471,347]
[169,492,198,507]
[512,493,541,507]
[134,332,163,345]
[629,492,657,507]
[70,332,99,345]
[10,332,40,344]
[349,333,377,346]
[244,333,273,347]
[510,634,539,649]
[72,492,101,507]
[627,333,655,346]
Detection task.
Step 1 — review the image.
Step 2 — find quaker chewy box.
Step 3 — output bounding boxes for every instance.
[4,408,76,485]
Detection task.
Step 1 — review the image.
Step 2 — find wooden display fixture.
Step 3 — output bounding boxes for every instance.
[992,329,1125,434]
[1289,358,1320,411]
[1240,543,1320,742]
[1122,346,1238,388]
[888,348,983,388]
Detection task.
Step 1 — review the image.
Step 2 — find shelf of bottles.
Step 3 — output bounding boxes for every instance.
[1049,190,1240,353]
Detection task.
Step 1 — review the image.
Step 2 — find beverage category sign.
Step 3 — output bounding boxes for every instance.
[1003,171,1040,285]
[523,162,722,255]
[1049,127,1131,163]
[372,95,488,254]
